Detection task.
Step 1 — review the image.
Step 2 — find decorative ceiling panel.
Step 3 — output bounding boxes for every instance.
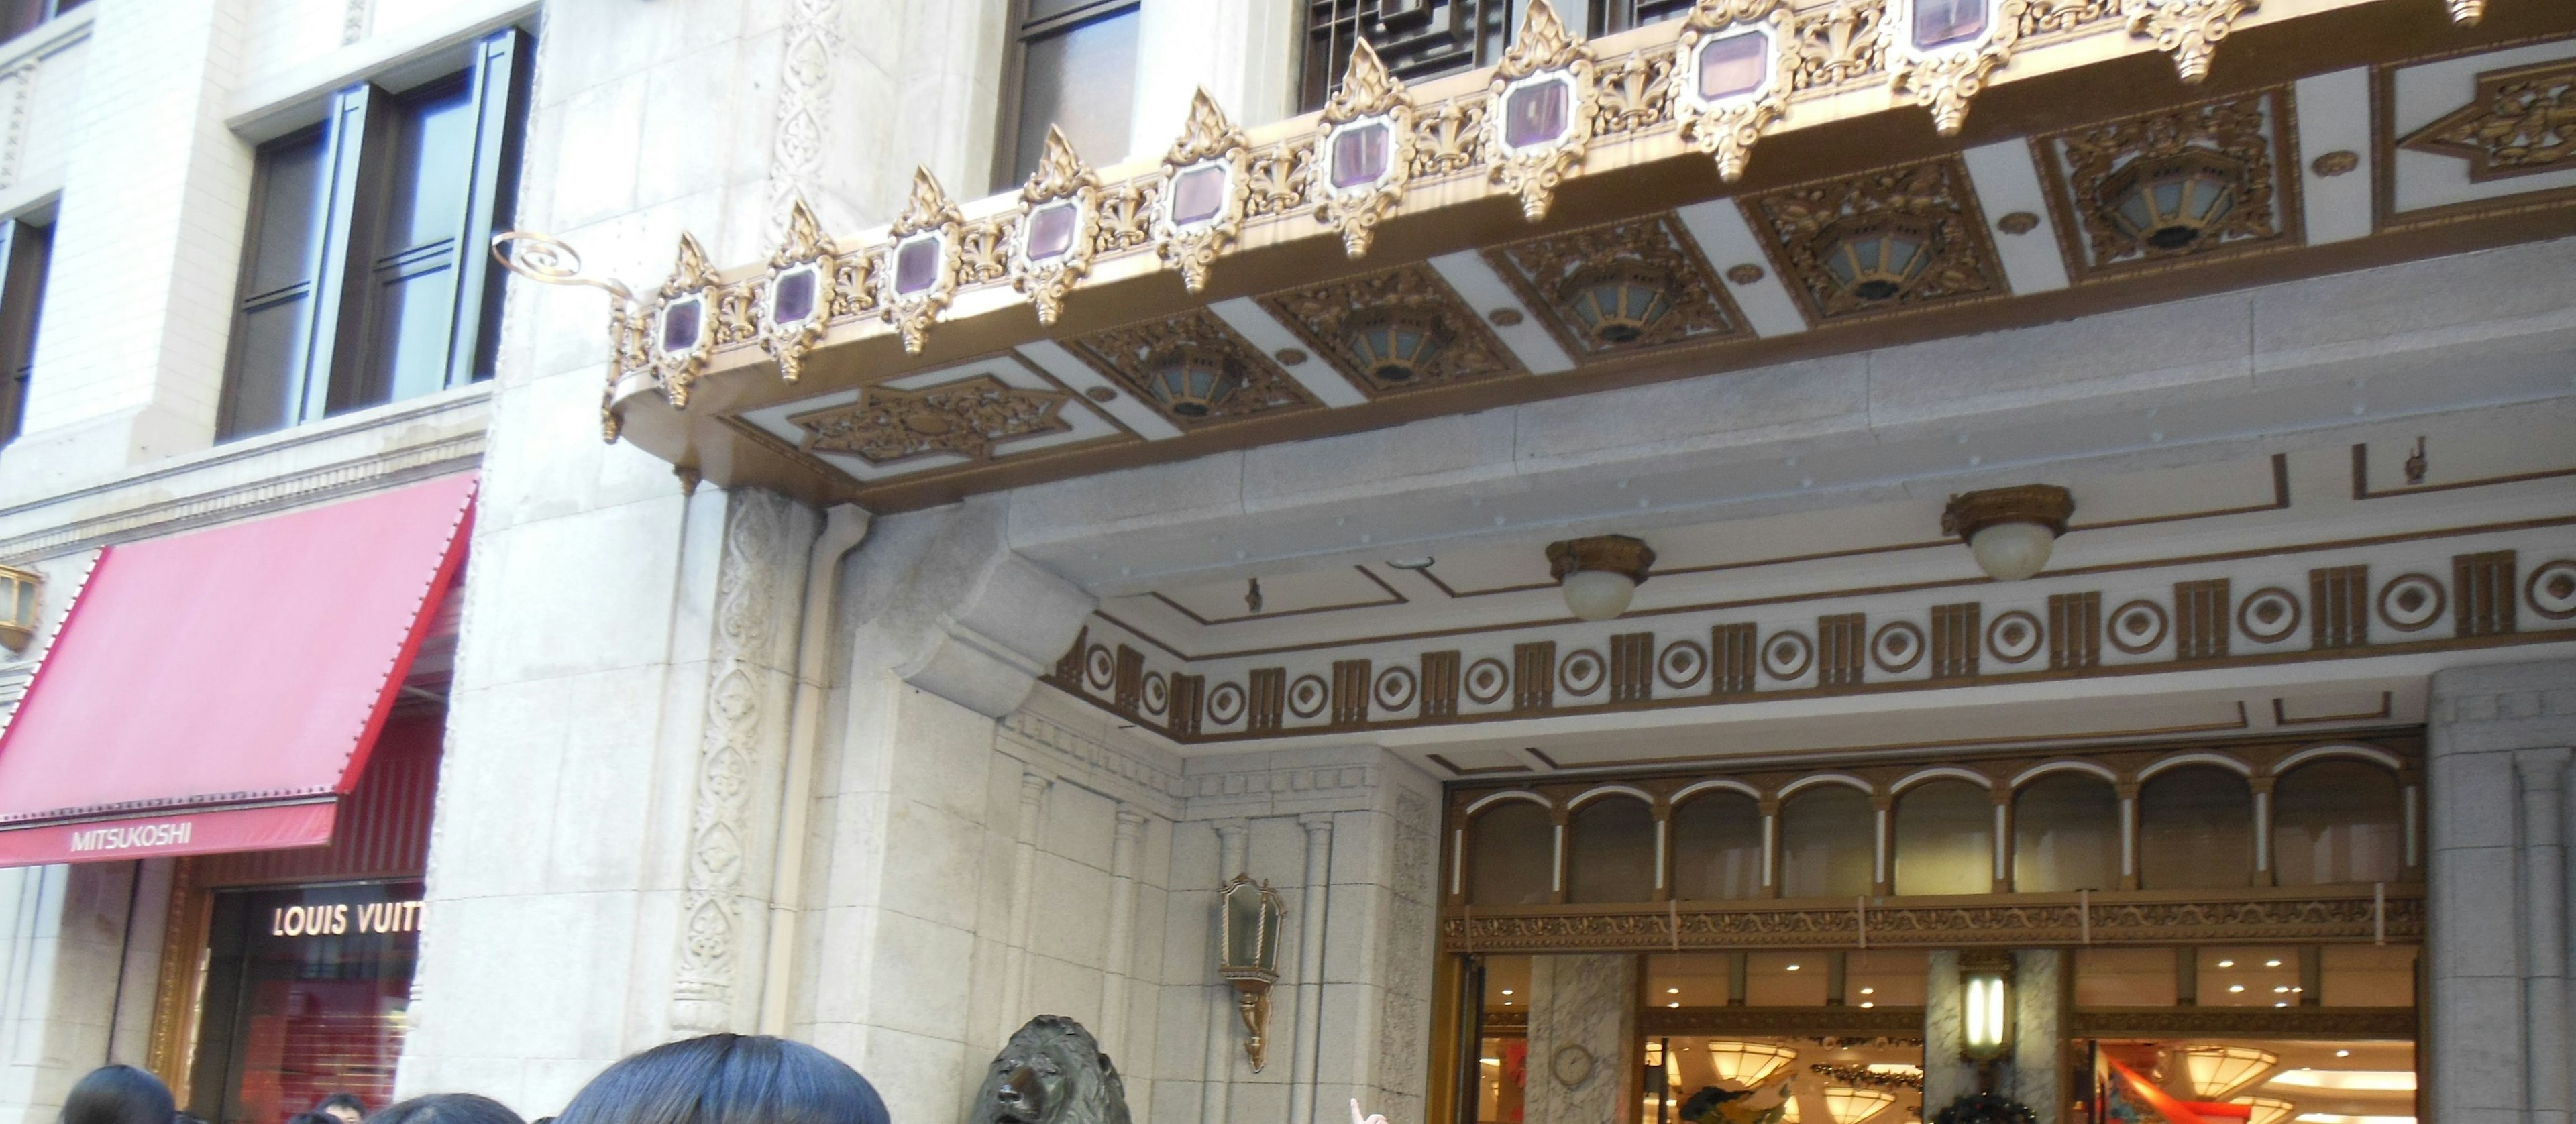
[730,355,1126,483]
[1256,263,1525,395]
[1483,211,1749,361]
[2035,87,2302,282]
[1060,308,1319,428]
[1741,154,2009,324]
[2380,36,2576,227]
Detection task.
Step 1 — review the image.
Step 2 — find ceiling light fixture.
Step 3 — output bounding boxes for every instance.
[2100,149,2246,254]
[1823,1086,1896,1124]
[1701,1041,1799,1088]
[1545,534,1657,621]
[1345,308,1450,384]
[1559,262,1678,345]
[1144,343,1246,418]
[1815,213,1937,302]
[2178,1045,2282,1099]
[1940,484,2076,581]
[2232,1097,2298,1124]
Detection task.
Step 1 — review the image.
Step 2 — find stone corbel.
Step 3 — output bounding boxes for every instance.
[853,496,1097,718]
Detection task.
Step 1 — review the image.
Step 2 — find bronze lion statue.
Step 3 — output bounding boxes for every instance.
[973,1015,1132,1124]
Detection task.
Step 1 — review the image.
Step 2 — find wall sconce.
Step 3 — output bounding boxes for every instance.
[1957,950,2015,1064]
[1217,873,1286,1072]
[1939,484,2075,581]
[1545,535,1657,621]
[0,565,37,652]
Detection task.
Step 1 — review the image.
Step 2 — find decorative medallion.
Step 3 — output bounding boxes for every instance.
[1986,609,2043,663]
[1085,644,1117,689]
[2526,559,2576,620]
[1676,0,1799,182]
[2236,586,2301,644]
[2108,599,2169,653]
[1871,620,1927,673]
[1880,0,2027,136]
[1143,672,1169,716]
[786,375,1071,466]
[1155,89,1253,294]
[1009,127,1103,327]
[2122,0,2257,85]
[1464,658,1512,704]
[648,233,720,409]
[756,199,835,382]
[1761,630,1815,679]
[2039,89,2292,278]
[1287,674,1331,719]
[2377,573,2447,632]
[1996,211,2041,235]
[1486,212,1747,359]
[1560,649,1607,695]
[1207,682,1247,725]
[1258,264,1522,394]
[877,168,964,355]
[1485,1,1598,221]
[1746,155,2005,322]
[1659,640,1709,690]
[1063,308,1314,426]
[1792,0,1887,90]
[2310,150,2359,177]
[1313,40,1419,258]
[2398,59,2576,182]
[1375,665,1420,712]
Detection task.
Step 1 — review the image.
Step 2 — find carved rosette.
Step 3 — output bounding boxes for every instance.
[2123,0,2257,85]
[787,375,1071,465]
[1485,1,1598,222]
[1313,40,1419,259]
[1008,127,1102,326]
[649,233,720,408]
[1882,0,2030,136]
[877,167,964,354]
[1677,0,1798,182]
[755,198,835,382]
[1154,89,1252,294]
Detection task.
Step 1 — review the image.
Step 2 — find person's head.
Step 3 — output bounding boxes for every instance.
[315,1094,368,1124]
[288,1111,341,1124]
[366,1094,524,1124]
[60,1066,173,1124]
[554,1035,887,1124]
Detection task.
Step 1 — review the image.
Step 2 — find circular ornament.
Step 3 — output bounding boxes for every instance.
[1761,630,1813,681]
[1725,263,1766,284]
[1375,665,1419,712]
[1658,640,1709,690]
[1986,610,2043,664]
[1287,674,1330,719]
[1559,649,1605,695]
[2378,572,2447,632]
[1142,672,1169,715]
[1551,1044,1597,1089]
[1206,682,1246,725]
[2108,599,2169,654]
[1084,644,1116,690]
[2526,559,2576,620]
[1464,658,1511,705]
[1085,386,1118,402]
[1870,620,1926,673]
[1275,347,1309,366]
[2236,586,2302,644]
[1488,308,1524,326]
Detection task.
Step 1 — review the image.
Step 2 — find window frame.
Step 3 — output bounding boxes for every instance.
[0,214,52,447]
[991,0,1140,194]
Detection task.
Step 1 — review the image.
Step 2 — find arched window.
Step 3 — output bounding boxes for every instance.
[1566,795,1656,903]
[1894,779,1993,896]
[1468,800,1556,905]
[2138,765,2253,889]
[2012,772,2121,892]
[2273,758,2404,885]
[1778,784,1874,899]
[1670,790,1764,901]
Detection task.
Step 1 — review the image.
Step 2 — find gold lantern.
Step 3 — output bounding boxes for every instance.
[1218,874,1287,1071]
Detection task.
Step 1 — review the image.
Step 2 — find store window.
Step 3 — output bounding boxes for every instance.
[0,215,50,446]
[996,0,1138,190]
[2138,765,2253,889]
[1473,954,1532,1124]
[1778,784,1873,899]
[218,27,529,441]
[1671,789,1764,901]
[2012,772,2121,892]
[1892,780,1991,897]
[2272,759,2403,885]
[1566,795,1654,904]
[185,881,424,1124]
[2078,1039,2418,1124]
[1470,799,1555,905]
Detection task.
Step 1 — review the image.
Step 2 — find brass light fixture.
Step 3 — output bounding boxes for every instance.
[0,565,36,652]
[2100,149,2245,253]
[1821,1086,1896,1124]
[1559,262,1677,345]
[1958,949,2015,1064]
[2176,1044,2279,1100]
[1345,309,1449,384]
[1217,874,1287,1072]
[1940,484,2075,581]
[1545,535,1657,621]
[1145,344,1246,418]
[1701,1040,1799,1088]
[1815,214,1937,302]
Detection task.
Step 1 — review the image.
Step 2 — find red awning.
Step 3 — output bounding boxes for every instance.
[0,475,475,867]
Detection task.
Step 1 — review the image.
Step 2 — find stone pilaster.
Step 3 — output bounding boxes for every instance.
[1525,954,1638,1124]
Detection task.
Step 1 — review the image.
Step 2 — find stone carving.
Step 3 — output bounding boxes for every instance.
[2123,0,2258,85]
[1525,955,1636,1124]
[789,376,1070,465]
[1242,142,1315,219]
[1881,0,2030,136]
[1485,1,1597,221]
[1313,40,1417,258]
[2400,58,2576,182]
[1155,89,1252,294]
[1792,0,1885,89]
[974,1015,1132,1124]
[768,0,837,239]
[1011,127,1102,326]
[1411,98,1491,178]
[878,168,964,354]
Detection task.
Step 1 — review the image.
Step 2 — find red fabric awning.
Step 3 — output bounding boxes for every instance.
[0,475,475,867]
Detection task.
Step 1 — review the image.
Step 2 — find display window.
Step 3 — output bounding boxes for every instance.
[185,880,425,1124]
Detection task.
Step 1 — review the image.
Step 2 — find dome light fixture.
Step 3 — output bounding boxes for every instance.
[1816,213,1937,303]
[1699,1041,1798,1088]
[1346,309,1449,385]
[2176,1044,2280,1099]
[1545,534,1657,622]
[1145,343,1246,418]
[1559,262,1678,346]
[2231,1097,2297,1124]
[2101,149,2246,254]
[1940,484,2076,581]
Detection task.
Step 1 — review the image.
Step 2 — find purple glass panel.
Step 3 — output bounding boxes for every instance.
[894,237,939,296]
[1504,79,1569,149]
[1026,202,1079,261]
[1697,32,1767,101]
[772,268,817,325]
[1913,0,1987,48]
[1330,123,1390,189]
[661,297,702,353]
[1171,165,1226,226]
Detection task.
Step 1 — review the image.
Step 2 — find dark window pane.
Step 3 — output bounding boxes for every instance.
[1301,0,1511,112]
[1778,785,1873,899]
[0,0,42,41]
[223,293,313,439]
[2139,765,2253,889]
[245,129,328,298]
[381,80,477,250]
[1670,791,1762,901]
[1010,7,1138,186]
[1892,779,1990,896]
[354,78,479,411]
[356,254,460,411]
[1591,0,1697,35]
[224,125,330,441]
[2273,759,2404,885]
[0,219,52,445]
[1564,796,1654,904]
[1468,800,1554,905]
[2012,773,2121,892]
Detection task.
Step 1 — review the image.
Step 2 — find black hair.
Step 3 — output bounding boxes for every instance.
[60,1066,174,1124]
[316,1095,369,1117]
[289,1112,341,1124]
[366,1094,525,1124]
[553,1035,888,1124]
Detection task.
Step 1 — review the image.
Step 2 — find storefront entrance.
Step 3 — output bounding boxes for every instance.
[184,879,425,1124]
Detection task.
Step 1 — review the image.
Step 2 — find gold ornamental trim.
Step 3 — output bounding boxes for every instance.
[649,233,719,408]
[1678,0,1799,182]
[753,198,835,382]
[2124,0,2260,85]
[1940,483,2076,539]
[1313,40,1419,259]
[1155,89,1253,294]
[1010,127,1104,326]
[1485,0,1597,221]
[1884,0,2032,136]
[1546,534,1658,584]
[878,168,965,355]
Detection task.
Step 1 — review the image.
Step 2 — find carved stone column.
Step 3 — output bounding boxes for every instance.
[1203,820,1250,1123]
[998,769,1054,1042]
[1097,803,1148,1058]
[1524,954,1638,1124]
[670,488,818,1036]
[1289,813,1336,1124]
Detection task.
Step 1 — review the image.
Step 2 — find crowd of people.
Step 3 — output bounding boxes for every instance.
[56,1034,892,1124]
